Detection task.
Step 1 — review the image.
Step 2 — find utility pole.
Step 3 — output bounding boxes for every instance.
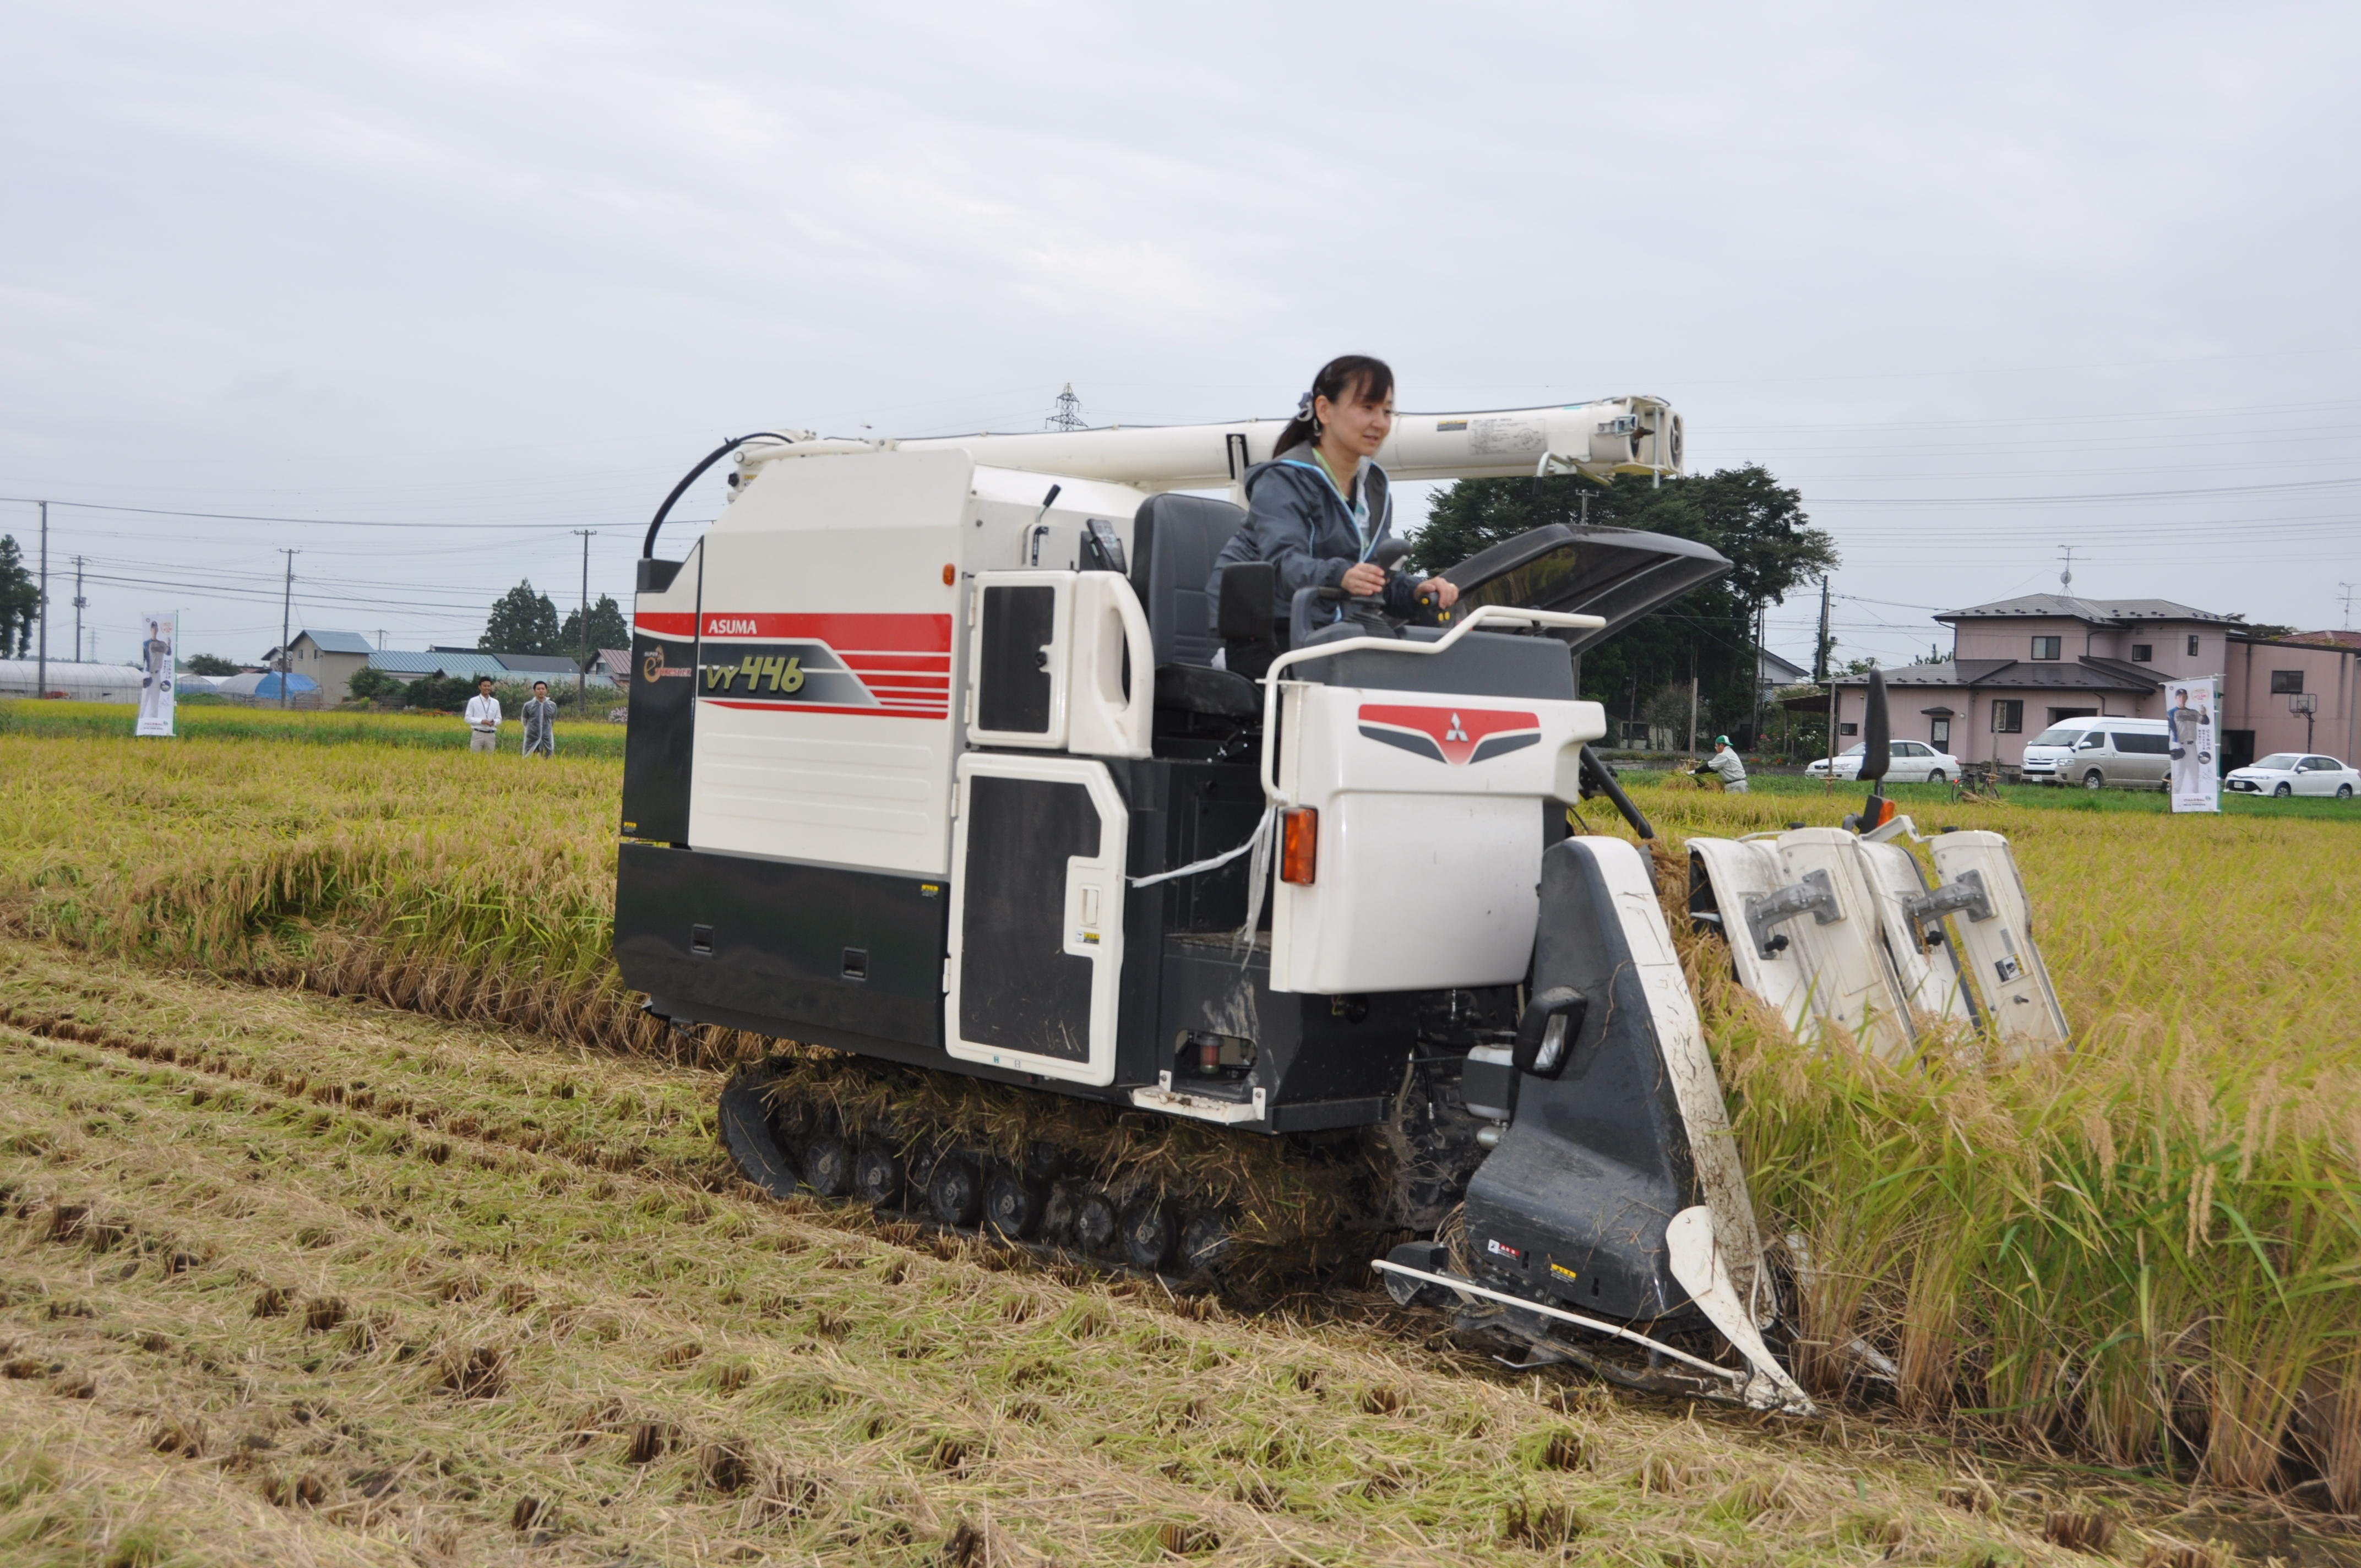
[2058,545,2077,594]
[573,529,597,714]
[71,556,86,665]
[36,502,48,698]
[277,549,298,710]
[1813,576,1831,684]
[2340,582,2357,631]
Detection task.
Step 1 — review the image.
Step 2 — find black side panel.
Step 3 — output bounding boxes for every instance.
[622,558,699,841]
[614,844,946,1049]
[958,775,1098,1060]
[1462,840,1700,1323]
[977,584,1057,734]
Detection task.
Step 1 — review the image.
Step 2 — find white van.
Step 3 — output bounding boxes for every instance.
[2020,716,2173,790]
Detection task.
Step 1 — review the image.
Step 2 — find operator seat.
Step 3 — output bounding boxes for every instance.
[1128,493,1243,668]
[1129,493,1261,738]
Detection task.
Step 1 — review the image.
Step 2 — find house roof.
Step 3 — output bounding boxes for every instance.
[366,651,511,682]
[1935,594,2241,626]
[596,647,632,677]
[295,630,376,655]
[489,652,586,676]
[1755,646,1810,681]
[2280,629,2361,650]
[1833,656,2158,695]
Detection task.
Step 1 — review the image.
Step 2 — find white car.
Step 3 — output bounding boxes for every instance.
[1804,741,1961,784]
[2224,753,2360,799]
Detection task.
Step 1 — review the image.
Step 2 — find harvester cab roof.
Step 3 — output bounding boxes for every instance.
[613,399,1833,1408]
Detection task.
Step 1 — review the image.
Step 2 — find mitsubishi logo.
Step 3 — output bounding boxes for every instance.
[1445,712,1469,742]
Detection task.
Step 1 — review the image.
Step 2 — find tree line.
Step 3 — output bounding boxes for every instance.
[1411,464,1838,748]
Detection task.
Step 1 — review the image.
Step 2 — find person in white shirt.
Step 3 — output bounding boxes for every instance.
[1699,735,1749,793]
[464,677,502,753]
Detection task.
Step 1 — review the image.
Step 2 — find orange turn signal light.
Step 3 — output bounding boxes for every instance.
[1280,807,1318,885]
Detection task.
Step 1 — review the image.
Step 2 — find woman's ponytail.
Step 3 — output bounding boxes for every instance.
[1272,354,1394,456]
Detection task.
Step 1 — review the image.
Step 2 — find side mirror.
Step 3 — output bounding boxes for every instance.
[1859,667,1891,784]
[1513,986,1588,1077]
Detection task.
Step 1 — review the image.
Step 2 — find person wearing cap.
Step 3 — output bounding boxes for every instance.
[463,676,502,754]
[1700,736,1749,792]
[1204,355,1459,680]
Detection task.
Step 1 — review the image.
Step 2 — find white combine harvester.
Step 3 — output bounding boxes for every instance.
[611,397,2063,1413]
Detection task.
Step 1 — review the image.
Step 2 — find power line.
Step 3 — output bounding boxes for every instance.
[0,496,619,531]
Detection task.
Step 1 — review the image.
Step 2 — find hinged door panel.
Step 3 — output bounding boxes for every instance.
[945,754,1128,1085]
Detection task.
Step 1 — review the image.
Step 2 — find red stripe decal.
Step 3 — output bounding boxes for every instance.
[840,654,952,672]
[635,612,697,636]
[1357,704,1539,766]
[704,700,945,720]
[699,613,951,651]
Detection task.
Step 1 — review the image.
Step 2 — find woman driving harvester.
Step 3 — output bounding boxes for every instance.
[1206,355,1459,678]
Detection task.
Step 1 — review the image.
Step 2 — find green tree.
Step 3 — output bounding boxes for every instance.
[183,652,241,677]
[1410,466,1838,744]
[0,536,38,658]
[481,580,561,656]
[345,666,409,703]
[557,594,629,661]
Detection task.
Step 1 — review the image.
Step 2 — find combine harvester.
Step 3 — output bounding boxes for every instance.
[611,399,2062,1413]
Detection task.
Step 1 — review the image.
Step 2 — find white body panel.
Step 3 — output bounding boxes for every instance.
[944,753,1128,1086]
[1270,682,1605,994]
[1766,829,1915,1058]
[1854,840,1974,1027]
[1686,837,1812,1032]
[1928,831,2070,1055]
[671,450,1149,875]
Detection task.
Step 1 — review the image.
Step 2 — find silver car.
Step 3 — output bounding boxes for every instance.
[1804,740,1960,783]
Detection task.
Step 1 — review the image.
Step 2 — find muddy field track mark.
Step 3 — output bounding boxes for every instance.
[0,938,2324,1566]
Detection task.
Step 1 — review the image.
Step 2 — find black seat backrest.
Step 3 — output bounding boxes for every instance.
[1128,493,1245,667]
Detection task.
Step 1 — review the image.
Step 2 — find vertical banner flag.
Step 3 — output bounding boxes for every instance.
[2166,674,2221,814]
[136,612,177,738]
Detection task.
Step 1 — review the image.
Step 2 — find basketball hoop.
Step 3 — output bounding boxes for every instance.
[2289,693,2319,715]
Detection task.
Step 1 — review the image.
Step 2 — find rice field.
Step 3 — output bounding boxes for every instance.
[1,717,2358,1549]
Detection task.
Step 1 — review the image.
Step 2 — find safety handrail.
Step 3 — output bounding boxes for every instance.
[1256,605,1603,805]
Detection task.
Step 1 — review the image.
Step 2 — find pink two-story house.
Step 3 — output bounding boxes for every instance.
[1826,594,2361,773]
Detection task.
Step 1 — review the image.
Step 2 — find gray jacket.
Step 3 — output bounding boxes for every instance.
[1205,445,1417,630]
[521,697,558,755]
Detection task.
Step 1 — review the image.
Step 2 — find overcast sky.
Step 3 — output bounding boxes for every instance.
[6,2,2359,672]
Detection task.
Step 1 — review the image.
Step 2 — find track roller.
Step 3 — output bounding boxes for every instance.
[854,1141,905,1208]
[928,1151,984,1228]
[1074,1191,1120,1256]
[1121,1195,1178,1272]
[802,1133,854,1197]
[1180,1211,1232,1277]
[983,1168,1045,1240]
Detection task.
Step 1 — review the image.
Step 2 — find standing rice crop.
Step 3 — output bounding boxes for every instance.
[4,729,2359,1511]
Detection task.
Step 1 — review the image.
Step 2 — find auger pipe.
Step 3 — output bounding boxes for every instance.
[741,397,1685,492]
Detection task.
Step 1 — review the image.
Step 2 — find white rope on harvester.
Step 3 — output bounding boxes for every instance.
[1125,803,1275,890]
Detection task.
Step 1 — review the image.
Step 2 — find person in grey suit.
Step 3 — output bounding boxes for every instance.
[521,680,558,758]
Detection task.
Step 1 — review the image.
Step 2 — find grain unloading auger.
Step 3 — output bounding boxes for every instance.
[612,398,1811,1412]
[1684,669,2071,1060]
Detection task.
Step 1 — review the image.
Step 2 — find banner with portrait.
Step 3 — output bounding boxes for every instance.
[2166,674,2220,814]
[135,611,177,738]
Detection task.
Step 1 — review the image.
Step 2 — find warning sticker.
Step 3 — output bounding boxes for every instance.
[1470,416,1546,456]
[1434,419,1467,432]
